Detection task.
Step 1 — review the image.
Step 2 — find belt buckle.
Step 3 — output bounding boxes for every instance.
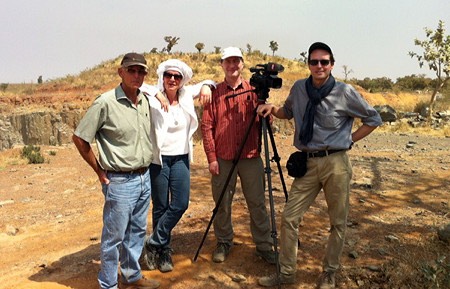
[308,151,318,158]
[134,167,147,174]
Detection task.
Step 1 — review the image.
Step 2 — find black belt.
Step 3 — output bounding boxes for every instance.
[305,149,345,158]
[107,167,148,174]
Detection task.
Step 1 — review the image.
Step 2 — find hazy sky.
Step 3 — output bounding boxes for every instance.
[1,0,449,83]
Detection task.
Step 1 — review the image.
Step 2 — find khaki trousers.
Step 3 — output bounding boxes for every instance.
[211,157,273,251]
[279,151,352,275]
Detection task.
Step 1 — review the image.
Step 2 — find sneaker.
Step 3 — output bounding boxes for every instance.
[255,248,277,265]
[120,276,160,289]
[158,248,174,273]
[317,271,336,289]
[212,242,231,263]
[142,243,158,271]
[258,273,296,287]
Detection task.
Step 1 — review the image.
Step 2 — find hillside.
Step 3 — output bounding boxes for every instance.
[0,52,436,113]
[2,51,448,152]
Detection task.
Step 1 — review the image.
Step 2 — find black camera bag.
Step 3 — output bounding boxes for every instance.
[286,151,307,178]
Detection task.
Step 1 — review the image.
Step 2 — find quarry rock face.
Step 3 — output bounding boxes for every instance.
[0,108,83,150]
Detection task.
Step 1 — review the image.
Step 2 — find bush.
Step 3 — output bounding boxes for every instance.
[414,101,429,114]
[21,145,45,164]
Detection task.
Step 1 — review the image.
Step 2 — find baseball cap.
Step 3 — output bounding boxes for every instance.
[120,52,148,69]
[221,47,243,60]
[308,42,334,62]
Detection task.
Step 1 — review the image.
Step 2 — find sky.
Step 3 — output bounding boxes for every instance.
[1,0,449,84]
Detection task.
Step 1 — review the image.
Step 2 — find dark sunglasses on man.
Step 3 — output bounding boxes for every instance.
[308,59,331,66]
[126,67,148,76]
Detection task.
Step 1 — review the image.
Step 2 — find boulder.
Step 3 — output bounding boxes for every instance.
[374,105,397,122]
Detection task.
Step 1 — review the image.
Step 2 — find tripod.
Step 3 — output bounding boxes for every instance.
[193,87,289,288]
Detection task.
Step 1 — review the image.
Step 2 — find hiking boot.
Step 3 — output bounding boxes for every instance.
[256,248,277,265]
[212,242,231,263]
[258,272,296,287]
[158,247,174,273]
[142,243,158,271]
[317,271,336,289]
[120,276,160,289]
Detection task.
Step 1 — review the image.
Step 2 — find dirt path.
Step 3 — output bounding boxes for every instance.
[0,131,449,289]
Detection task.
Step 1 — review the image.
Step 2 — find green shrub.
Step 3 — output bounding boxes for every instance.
[21,145,45,164]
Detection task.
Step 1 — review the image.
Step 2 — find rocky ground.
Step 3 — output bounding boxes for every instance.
[0,130,449,289]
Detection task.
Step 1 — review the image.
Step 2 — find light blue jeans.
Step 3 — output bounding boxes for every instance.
[98,170,151,289]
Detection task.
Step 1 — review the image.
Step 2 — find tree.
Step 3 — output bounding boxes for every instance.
[214,46,221,54]
[355,77,393,92]
[269,41,278,56]
[395,74,432,91]
[150,48,158,53]
[342,65,353,81]
[164,36,180,54]
[37,75,43,84]
[1,83,8,93]
[409,20,450,117]
[246,43,252,54]
[299,51,307,64]
[195,42,205,54]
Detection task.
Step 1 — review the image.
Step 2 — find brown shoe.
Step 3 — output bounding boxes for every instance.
[120,276,160,289]
[258,272,296,287]
[317,271,335,289]
[255,248,277,265]
[212,242,231,263]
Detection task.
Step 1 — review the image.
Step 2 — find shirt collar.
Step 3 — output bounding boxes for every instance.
[115,85,143,104]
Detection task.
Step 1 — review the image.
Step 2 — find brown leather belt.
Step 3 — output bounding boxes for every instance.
[107,167,148,174]
[305,149,345,158]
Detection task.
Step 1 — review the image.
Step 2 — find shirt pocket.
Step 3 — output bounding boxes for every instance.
[315,110,346,129]
[244,97,257,114]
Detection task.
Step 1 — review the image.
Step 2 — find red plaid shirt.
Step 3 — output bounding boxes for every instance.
[201,78,262,163]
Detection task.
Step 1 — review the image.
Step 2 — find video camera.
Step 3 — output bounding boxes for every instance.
[249,63,284,97]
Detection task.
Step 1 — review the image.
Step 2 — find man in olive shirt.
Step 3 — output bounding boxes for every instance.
[73,52,159,289]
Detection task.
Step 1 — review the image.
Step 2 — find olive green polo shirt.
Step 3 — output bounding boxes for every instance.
[74,85,153,171]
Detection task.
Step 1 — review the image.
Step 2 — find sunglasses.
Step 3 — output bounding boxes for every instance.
[126,68,148,76]
[309,59,331,66]
[163,72,183,80]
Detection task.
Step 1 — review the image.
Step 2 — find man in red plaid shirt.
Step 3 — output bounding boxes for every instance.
[201,47,276,265]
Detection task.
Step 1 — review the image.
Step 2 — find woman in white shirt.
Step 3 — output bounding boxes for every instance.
[140,59,214,273]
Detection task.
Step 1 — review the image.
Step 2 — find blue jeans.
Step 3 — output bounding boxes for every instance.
[98,170,151,289]
[147,154,190,248]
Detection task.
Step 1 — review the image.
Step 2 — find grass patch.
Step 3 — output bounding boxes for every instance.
[0,148,28,170]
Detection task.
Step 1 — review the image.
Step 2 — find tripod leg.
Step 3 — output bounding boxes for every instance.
[266,120,301,248]
[261,117,281,288]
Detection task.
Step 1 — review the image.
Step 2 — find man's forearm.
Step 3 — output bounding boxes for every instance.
[352,124,377,142]
[72,134,102,174]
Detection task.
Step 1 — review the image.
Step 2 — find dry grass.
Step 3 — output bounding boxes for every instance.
[0,147,27,170]
[378,120,450,136]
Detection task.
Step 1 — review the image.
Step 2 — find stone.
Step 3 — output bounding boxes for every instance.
[437,223,450,243]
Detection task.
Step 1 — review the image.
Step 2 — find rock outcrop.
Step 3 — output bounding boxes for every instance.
[0,105,83,150]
